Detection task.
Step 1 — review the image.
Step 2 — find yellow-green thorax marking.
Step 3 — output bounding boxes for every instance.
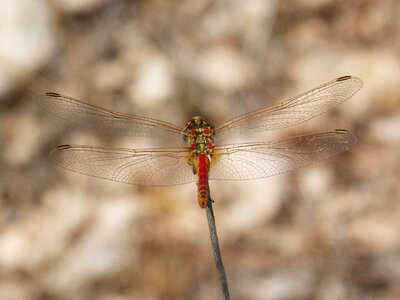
[183,116,215,171]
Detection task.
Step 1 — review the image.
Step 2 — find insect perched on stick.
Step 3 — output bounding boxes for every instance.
[39,75,362,208]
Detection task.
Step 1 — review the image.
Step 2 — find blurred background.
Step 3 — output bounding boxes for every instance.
[1,0,399,299]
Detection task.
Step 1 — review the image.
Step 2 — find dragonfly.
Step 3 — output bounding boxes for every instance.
[39,75,362,208]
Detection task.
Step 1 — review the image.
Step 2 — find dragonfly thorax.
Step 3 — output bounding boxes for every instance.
[183,116,215,170]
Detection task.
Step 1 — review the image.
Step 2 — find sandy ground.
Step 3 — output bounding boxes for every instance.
[1,0,400,299]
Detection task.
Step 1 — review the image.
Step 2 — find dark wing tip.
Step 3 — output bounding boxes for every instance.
[336,75,353,81]
[334,128,349,133]
[336,75,363,87]
[45,92,61,97]
[56,144,72,150]
[333,129,357,145]
[49,145,72,166]
[335,76,363,101]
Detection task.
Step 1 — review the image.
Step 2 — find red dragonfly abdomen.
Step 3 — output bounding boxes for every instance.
[197,154,209,208]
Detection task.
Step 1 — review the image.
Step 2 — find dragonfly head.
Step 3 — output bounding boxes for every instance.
[184,116,211,126]
[182,116,215,147]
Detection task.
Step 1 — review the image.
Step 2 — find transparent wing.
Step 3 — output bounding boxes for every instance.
[214,76,362,142]
[209,130,356,181]
[38,92,184,141]
[51,145,195,186]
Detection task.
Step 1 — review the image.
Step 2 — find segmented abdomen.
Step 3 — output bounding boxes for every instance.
[197,154,209,208]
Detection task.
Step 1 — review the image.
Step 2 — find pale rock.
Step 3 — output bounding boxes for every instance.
[2,114,42,166]
[53,0,105,14]
[0,281,36,300]
[246,268,314,300]
[369,114,400,143]
[201,0,276,45]
[231,0,277,47]
[43,197,142,293]
[221,175,285,231]
[196,46,253,92]
[0,226,31,271]
[129,55,175,107]
[93,60,129,92]
[316,277,348,300]
[298,166,334,202]
[348,213,400,255]
[297,0,332,9]
[0,0,55,96]
[0,187,91,271]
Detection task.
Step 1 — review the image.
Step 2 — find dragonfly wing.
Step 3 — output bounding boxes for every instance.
[209,130,356,181]
[214,76,362,142]
[38,93,184,141]
[51,145,195,186]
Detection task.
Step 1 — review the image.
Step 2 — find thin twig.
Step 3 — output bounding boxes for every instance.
[205,193,230,300]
